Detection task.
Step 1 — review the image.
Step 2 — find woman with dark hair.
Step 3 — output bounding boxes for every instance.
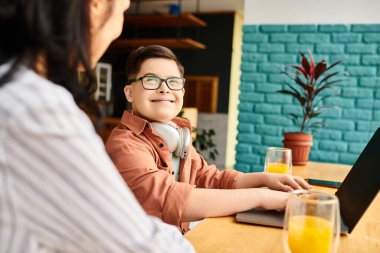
[0,1,194,252]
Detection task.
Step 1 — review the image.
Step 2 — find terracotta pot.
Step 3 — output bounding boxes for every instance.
[283,132,313,165]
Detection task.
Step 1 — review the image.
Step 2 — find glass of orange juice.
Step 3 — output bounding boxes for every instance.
[283,190,340,253]
[264,147,292,174]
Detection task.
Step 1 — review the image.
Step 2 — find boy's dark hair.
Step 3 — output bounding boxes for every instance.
[0,0,98,116]
[125,45,184,82]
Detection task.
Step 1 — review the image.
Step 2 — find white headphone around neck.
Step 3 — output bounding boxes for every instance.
[151,122,191,159]
[175,126,191,159]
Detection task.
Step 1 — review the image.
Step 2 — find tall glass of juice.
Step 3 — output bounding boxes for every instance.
[264,147,292,174]
[283,190,340,253]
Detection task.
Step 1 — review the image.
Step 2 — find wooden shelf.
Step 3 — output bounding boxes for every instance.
[124,13,207,27]
[110,38,206,49]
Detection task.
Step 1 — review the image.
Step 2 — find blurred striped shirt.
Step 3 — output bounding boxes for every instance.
[0,63,195,253]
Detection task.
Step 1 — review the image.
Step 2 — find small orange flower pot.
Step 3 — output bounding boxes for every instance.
[283,132,313,165]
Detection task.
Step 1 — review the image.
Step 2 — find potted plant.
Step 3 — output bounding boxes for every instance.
[178,110,219,161]
[278,50,345,165]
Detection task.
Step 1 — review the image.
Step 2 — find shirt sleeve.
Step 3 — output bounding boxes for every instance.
[107,133,194,227]
[4,99,195,253]
[189,146,241,189]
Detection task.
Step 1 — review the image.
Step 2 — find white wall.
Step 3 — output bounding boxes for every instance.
[244,0,380,24]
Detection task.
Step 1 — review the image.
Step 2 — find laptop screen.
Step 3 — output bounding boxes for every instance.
[336,128,380,233]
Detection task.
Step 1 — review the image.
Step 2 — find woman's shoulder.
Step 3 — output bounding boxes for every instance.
[19,68,76,107]
[1,67,78,116]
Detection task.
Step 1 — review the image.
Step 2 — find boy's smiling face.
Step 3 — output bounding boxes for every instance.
[124,58,184,123]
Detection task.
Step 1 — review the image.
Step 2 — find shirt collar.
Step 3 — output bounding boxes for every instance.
[120,111,149,135]
[120,110,192,135]
[171,116,191,129]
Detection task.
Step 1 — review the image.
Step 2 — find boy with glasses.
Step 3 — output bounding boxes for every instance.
[105,45,310,234]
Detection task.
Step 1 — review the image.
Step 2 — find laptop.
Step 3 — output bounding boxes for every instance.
[236,128,380,234]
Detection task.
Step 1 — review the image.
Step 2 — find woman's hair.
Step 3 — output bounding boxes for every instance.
[0,0,98,116]
[125,45,184,83]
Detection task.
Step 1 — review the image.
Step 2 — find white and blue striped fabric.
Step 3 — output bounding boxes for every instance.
[0,63,195,253]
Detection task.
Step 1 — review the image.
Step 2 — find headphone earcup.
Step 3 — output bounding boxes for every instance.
[151,122,180,153]
[175,127,183,157]
[180,127,191,159]
[174,127,190,158]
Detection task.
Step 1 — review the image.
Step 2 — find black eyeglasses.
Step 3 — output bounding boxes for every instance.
[127,75,185,91]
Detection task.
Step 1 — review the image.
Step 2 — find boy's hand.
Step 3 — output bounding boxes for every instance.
[257,188,289,210]
[263,173,311,192]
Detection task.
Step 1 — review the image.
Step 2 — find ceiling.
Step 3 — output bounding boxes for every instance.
[127,0,244,15]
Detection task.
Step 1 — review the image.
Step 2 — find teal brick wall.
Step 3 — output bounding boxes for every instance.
[236,24,380,172]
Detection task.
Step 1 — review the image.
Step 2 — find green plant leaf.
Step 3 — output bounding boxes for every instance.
[294,75,308,90]
[313,94,335,105]
[314,79,344,96]
[177,110,185,117]
[281,70,298,80]
[289,113,301,124]
[322,79,346,87]
[325,61,341,72]
[291,65,308,79]
[278,90,307,106]
[289,113,298,117]
[192,128,219,161]
[306,112,321,119]
[317,71,340,85]
[302,120,326,133]
[308,121,327,128]
[278,89,298,97]
[314,85,336,97]
[313,105,341,112]
[283,81,299,94]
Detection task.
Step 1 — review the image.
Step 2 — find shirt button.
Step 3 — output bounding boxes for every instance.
[159,143,164,148]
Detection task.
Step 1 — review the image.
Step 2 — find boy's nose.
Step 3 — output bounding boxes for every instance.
[157,81,171,93]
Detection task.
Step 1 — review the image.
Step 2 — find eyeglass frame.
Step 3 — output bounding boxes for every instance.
[127,75,186,91]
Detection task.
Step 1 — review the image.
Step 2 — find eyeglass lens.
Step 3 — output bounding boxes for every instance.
[141,76,184,90]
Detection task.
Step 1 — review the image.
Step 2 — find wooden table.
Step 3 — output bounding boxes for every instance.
[185,162,380,253]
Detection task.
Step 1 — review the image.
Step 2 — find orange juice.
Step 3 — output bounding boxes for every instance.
[288,215,333,253]
[267,163,289,174]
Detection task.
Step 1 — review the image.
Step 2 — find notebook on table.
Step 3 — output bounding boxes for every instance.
[236,128,380,234]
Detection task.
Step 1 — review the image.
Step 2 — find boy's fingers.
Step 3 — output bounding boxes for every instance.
[280,178,300,191]
[284,185,294,192]
[283,177,302,190]
[294,176,311,189]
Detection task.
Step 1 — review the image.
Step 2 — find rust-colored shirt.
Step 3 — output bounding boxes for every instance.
[105,111,240,233]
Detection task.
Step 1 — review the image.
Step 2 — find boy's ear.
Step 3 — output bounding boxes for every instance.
[124,85,133,102]
[182,88,185,96]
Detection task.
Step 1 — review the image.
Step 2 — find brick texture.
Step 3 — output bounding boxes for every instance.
[236,24,380,172]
